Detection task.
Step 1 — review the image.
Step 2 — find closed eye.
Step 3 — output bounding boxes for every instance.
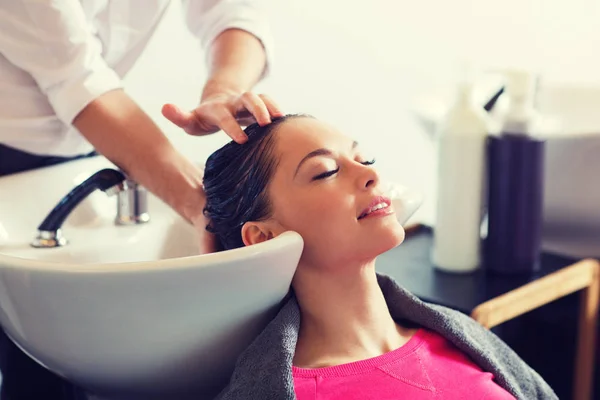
[312,159,375,181]
[312,167,340,181]
[360,159,376,166]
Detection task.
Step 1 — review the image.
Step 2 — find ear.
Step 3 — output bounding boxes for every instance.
[241,221,277,246]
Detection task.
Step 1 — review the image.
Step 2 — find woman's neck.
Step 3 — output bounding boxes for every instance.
[292,261,416,368]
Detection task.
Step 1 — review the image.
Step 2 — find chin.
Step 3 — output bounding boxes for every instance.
[386,225,406,249]
[363,226,405,259]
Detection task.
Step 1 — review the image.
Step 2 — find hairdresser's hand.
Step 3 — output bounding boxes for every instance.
[161,90,284,144]
[191,212,218,255]
[185,163,216,254]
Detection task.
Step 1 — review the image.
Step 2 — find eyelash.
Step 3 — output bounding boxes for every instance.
[312,159,376,181]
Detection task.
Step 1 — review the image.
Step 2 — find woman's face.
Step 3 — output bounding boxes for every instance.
[257,117,405,267]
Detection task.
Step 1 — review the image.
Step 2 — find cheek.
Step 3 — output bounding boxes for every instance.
[299,196,350,229]
[272,190,352,238]
[272,191,405,263]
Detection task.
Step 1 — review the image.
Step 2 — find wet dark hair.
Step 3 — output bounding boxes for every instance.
[203,114,308,250]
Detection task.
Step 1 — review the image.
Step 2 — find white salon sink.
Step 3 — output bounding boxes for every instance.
[0,156,201,264]
[2,203,200,264]
[0,156,304,399]
[0,155,422,399]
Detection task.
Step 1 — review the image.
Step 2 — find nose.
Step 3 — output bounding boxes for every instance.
[356,163,379,190]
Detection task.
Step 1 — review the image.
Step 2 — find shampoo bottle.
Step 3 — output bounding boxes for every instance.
[485,70,545,274]
[432,76,489,273]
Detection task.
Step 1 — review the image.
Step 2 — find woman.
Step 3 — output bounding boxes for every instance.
[202,115,556,399]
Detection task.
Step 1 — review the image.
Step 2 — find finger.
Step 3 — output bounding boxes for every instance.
[239,92,271,126]
[202,107,248,144]
[161,103,194,128]
[258,94,285,118]
[236,116,259,127]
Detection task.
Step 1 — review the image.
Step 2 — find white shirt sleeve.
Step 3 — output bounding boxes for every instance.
[0,0,123,125]
[182,0,274,78]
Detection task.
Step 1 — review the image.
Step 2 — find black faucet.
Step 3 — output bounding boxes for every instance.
[31,168,126,248]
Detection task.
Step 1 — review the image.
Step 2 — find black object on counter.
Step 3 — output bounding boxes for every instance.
[485,133,545,274]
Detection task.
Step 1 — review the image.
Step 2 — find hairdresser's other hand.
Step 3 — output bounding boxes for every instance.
[192,216,218,254]
[161,90,284,144]
[190,206,218,255]
[186,163,216,254]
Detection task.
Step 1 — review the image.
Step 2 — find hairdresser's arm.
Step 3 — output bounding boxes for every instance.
[162,28,283,143]
[73,90,215,253]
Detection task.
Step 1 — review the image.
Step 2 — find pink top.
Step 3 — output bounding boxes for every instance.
[293,329,516,400]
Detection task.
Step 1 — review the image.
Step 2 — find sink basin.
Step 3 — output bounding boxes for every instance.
[0,156,304,399]
[0,157,201,264]
[0,155,422,399]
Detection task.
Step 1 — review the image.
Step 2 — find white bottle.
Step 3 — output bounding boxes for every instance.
[432,78,489,273]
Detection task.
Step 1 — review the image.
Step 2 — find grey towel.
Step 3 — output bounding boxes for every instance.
[216,273,557,400]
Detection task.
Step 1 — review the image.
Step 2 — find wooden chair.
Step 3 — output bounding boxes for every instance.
[471,259,600,400]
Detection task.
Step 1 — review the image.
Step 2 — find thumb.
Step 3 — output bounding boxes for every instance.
[161,103,193,128]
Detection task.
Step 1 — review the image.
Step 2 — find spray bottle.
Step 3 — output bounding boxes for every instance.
[485,69,545,274]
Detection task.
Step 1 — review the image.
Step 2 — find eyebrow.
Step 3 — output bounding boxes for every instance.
[294,140,358,177]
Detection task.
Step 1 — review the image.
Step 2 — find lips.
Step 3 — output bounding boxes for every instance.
[358,196,392,220]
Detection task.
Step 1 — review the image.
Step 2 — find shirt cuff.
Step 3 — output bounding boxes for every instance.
[47,64,124,125]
